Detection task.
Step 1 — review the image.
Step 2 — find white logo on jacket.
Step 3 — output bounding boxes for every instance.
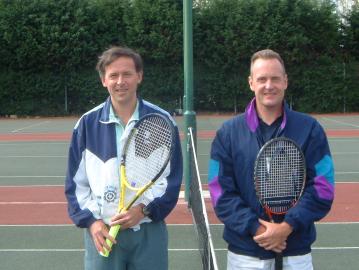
[104,185,117,203]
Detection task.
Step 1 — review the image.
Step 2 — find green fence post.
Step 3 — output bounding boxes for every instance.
[183,0,196,201]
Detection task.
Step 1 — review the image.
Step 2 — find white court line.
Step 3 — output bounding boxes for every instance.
[0,142,68,146]
[0,202,66,205]
[200,138,359,142]
[5,151,354,158]
[0,182,358,187]
[0,176,64,178]
[335,172,359,175]
[329,138,359,141]
[200,151,359,156]
[199,173,359,178]
[0,155,66,158]
[332,152,359,155]
[0,184,64,187]
[0,247,358,252]
[316,221,359,225]
[198,138,359,143]
[0,224,74,227]
[0,224,220,227]
[0,249,85,252]
[11,121,51,133]
[322,117,359,128]
[1,222,359,227]
[0,183,357,206]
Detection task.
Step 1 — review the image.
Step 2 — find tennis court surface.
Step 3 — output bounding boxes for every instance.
[0,113,358,269]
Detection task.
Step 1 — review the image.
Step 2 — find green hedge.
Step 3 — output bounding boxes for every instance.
[0,0,358,115]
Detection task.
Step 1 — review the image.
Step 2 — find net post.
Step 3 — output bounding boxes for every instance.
[183,0,196,201]
[184,111,196,202]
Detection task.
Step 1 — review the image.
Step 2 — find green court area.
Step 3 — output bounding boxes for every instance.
[0,114,358,269]
[0,223,359,270]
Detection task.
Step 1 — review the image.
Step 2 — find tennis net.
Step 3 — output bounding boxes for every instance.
[187,127,219,270]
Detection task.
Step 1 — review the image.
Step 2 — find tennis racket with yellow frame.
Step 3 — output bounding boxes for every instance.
[100,113,175,257]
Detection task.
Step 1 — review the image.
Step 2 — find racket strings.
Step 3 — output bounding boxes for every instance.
[256,140,305,213]
[125,116,172,189]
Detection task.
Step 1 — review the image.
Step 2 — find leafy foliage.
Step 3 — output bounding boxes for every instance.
[0,0,358,115]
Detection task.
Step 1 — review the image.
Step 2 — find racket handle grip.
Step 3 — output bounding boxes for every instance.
[99,224,121,257]
[274,252,283,270]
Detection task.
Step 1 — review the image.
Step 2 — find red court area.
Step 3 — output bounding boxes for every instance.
[0,126,358,225]
[1,129,359,141]
[0,183,358,225]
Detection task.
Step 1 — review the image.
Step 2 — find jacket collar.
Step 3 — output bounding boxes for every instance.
[99,97,145,124]
[245,97,288,132]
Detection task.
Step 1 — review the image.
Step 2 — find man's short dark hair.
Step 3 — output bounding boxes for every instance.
[96,46,143,78]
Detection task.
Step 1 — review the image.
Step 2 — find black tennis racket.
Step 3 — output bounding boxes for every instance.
[254,137,306,270]
[100,113,175,257]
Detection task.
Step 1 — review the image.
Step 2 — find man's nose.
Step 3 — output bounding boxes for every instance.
[265,80,273,89]
[116,76,124,85]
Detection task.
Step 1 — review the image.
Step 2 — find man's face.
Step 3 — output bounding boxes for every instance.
[248,58,288,111]
[101,57,143,107]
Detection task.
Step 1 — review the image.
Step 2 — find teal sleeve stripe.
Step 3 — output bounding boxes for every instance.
[208,159,219,183]
[314,155,335,186]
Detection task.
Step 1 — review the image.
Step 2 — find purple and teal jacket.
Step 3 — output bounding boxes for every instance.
[208,98,334,258]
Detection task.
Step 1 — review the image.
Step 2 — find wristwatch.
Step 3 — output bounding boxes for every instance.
[142,205,150,217]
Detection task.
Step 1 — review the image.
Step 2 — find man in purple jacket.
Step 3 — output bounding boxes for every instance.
[208,49,334,270]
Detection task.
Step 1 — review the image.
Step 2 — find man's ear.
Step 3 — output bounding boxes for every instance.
[137,71,143,84]
[101,76,107,88]
[248,76,254,92]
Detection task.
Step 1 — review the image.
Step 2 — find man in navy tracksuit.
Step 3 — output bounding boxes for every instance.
[65,46,182,270]
[208,49,334,269]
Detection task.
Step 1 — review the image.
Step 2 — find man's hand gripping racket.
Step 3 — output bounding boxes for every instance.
[254,137,306,270]
[100,113,175,257]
